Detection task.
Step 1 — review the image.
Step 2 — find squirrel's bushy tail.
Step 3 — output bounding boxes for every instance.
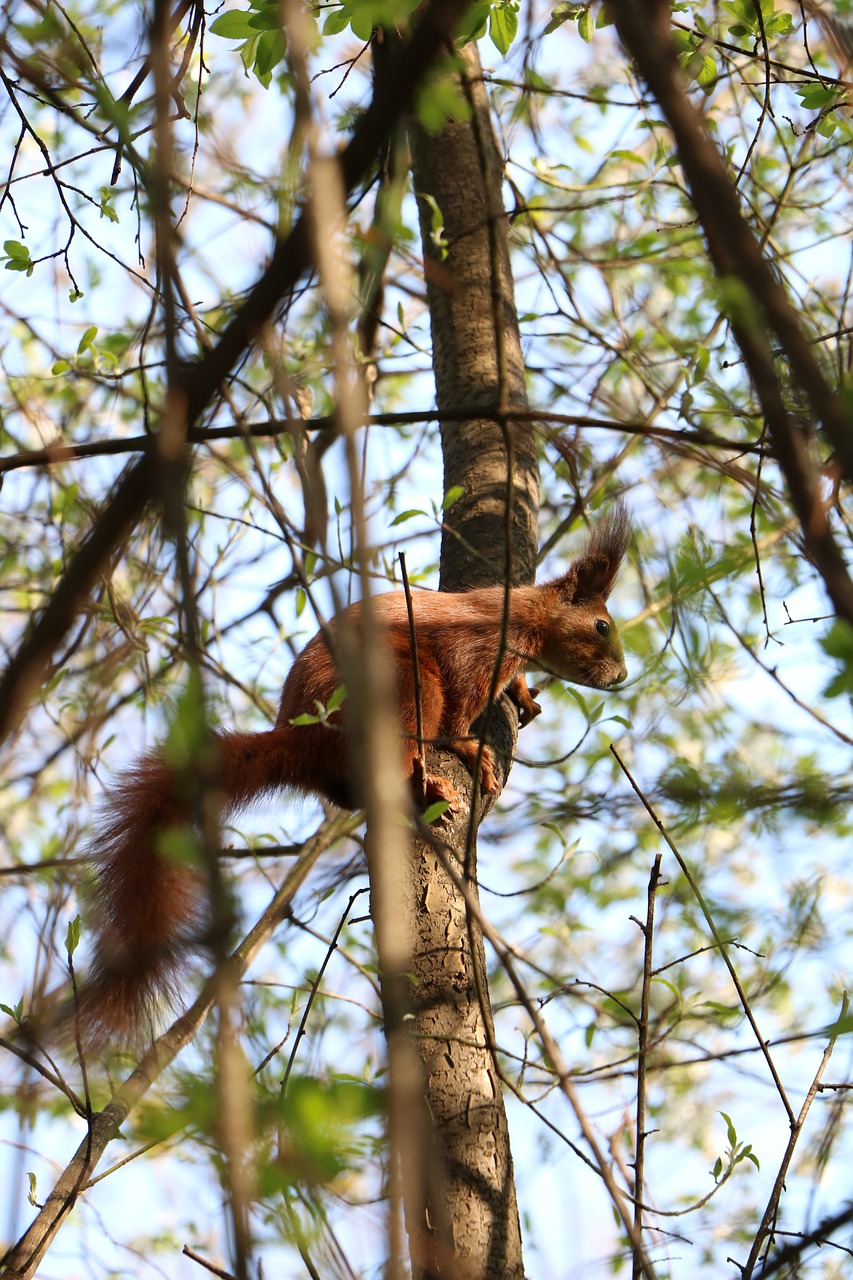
[79,727,321,1046]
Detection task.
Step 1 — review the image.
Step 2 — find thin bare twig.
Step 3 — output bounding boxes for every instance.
[740,991,848,1278]
[610,745,795,1124]
[398,552,425,783]
[632,854,663,1280]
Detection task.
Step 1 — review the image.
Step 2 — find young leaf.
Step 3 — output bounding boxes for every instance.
[77,325,98,355]
[721,1110,738,1148]
[4,240,32,273]
[422,799,450,823]
[545,1,584,33]
[326,683,348,712]
[4,239,30,259]
[209,8,259,38]
[577,6,594,41]
[489,3,519,56]
[65,915,81,958]
[391,508,426,525]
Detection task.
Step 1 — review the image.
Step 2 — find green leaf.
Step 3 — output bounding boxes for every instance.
[415,77,471,134]
[324,7,351,35]
[794,83,841,111]
[577,6,594,41]
[4,239,30,261]
[764,10,792,34]
[390,508,426,526]
[565,686,589,715]
[247,5,283,31]
[716,275,762,331]
[99,185,119,223]
[442,485,464,510]
[544,1,583,34]
[0,999,24,1024]
[254,26,286,77]
[239,31,261,75]
[77,325,98,355]
[422,799,450,823]
[823,1011,853,1036]
[326,683,348,712]
[722,0,793,38]
[163,665,209,765]
[209,8,259,38]
[821,620,853,699]
[694,345,711,382]
[417,190,447,255]
[694,53,717,91]
[489,3,519,56]
[156,826,205,868]
[540,820,569,847]
[349,7,376,40]
[817,112,839,138]
[65,915,81,958]
[52,359,71,375]
[456,1,489,42]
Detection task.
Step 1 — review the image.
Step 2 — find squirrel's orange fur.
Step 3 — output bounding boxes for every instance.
[82,506,630,1044]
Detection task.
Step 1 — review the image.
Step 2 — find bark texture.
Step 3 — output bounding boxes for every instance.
[410,44,539,592]
[396,40,539,1280]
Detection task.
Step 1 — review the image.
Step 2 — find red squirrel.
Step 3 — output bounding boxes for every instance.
[82,505,630,1044]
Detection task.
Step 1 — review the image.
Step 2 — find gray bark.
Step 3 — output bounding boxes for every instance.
[396,40,539,1280]
[411,44,539,593]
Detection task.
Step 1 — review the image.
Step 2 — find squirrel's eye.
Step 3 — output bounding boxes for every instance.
[595,619,610,638]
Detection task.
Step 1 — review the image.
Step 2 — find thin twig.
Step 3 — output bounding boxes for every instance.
[1,815,352,1279]
[415,819,659,1280]
[740,991,848,1278]
[182,1244,237,1279]
[632,854,663,1280]
[398,551,425,781]
[610,745,795,1124]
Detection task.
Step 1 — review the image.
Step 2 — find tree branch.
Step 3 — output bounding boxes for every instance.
[0,0,476,747]
[606,0,853,622]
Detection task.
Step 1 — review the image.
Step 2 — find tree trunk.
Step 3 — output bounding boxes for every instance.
[412,47,539,592]
[394,40,539,1280]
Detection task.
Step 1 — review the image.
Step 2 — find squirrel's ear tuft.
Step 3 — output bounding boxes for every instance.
[572,553,614,601]
[573,502,632,601]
